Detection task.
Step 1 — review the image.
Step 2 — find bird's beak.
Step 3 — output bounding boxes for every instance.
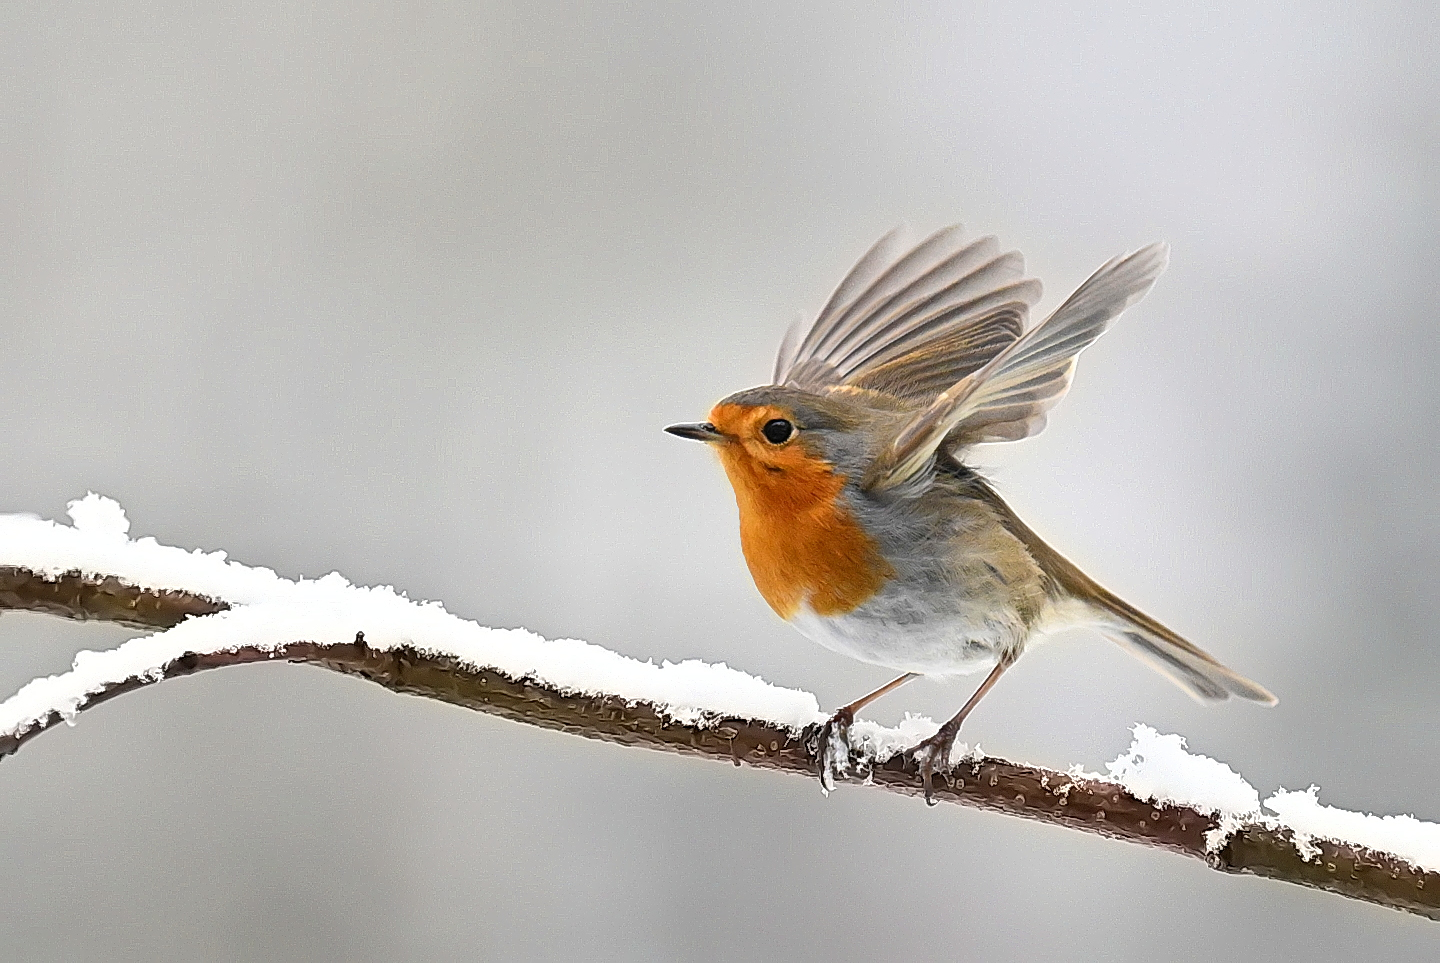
[665,422,724,443]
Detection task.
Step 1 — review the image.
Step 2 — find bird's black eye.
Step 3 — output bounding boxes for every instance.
[761,418,794,445]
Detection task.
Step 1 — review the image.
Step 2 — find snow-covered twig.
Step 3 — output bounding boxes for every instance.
[0,496,1436,922]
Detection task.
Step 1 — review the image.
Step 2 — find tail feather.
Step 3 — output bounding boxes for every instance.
[1107,630,1230,702]
[1086,580,1278,706]
[1103,626,1276,705]
[973,477,1277,706]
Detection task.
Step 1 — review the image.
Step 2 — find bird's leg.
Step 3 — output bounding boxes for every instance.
[810,672,918,793]
[908,652,1016,805]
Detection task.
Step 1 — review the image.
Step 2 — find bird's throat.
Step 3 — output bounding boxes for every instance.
[716,445,894,620]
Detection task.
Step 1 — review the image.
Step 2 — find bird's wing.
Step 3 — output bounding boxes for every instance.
[773,226,1043,405]
[863,242,1170,493]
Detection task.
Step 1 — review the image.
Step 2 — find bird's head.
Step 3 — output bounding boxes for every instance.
[665,385,882,506]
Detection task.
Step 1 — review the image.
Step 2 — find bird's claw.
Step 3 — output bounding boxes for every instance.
[906,727,959,806]
[809,707,855,795]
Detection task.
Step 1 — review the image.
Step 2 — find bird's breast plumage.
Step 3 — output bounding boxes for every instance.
[710,415,894,620]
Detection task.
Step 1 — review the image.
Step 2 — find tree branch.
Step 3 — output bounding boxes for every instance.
[0,564,1435,921]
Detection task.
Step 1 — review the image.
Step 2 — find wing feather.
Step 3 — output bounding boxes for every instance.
[819,237,1008,371]
[803,224,971,364]
[785,228,909,384]
[839,276,1042,377]
[776,227,1042,402]
[865,242,1170,491]
[846,308,1025,404]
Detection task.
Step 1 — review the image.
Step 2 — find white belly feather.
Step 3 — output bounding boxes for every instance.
[788,588,1029,677]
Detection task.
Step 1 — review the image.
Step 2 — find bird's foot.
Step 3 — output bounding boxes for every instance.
[906,724,961,806]
[808,707,855,795]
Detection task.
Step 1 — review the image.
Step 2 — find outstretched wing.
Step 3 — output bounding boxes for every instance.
[774,226,1043,406]
[863,242,1170,492]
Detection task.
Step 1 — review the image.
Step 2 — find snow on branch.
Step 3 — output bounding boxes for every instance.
[1,495,1437,922]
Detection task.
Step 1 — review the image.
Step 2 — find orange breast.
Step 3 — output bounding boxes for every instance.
[710,406,894,620]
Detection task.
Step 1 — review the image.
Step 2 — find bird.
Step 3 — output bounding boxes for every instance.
[665,224,1276,801]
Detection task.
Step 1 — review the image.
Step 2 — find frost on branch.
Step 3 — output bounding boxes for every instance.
[0,495,1437,921]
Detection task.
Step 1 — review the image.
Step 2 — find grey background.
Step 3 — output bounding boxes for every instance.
[2,1,1437,960]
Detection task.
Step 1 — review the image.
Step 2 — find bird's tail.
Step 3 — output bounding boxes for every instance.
[976,478,1276,705]
[1081,581,1277,705]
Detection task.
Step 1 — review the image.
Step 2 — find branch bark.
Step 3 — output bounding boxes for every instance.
[1,565,1435,921]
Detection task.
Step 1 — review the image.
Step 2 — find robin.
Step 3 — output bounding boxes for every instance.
[667,224,1276,800]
